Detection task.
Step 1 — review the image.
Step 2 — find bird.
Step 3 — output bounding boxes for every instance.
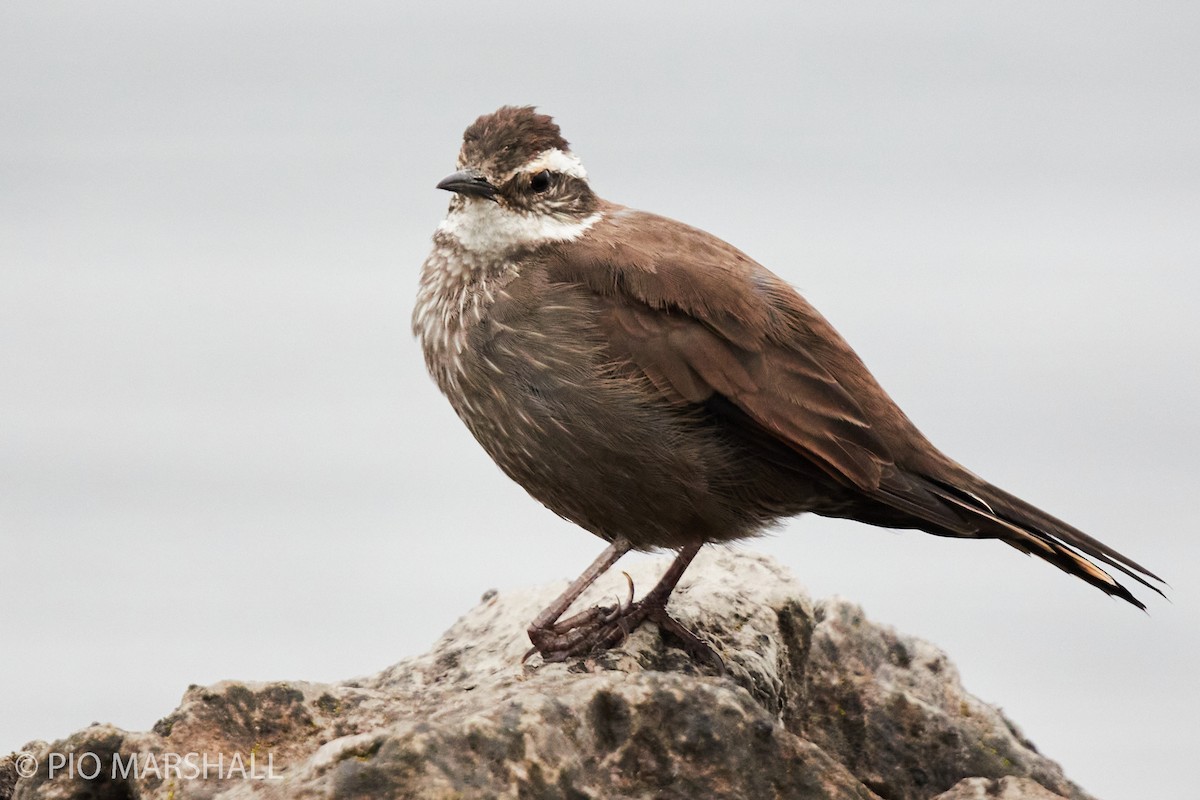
[413,105,1163,667]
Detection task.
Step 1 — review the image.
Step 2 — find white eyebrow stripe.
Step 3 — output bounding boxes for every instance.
[521,148,588,180]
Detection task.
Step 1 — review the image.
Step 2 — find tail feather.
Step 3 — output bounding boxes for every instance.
[920,472,1165,609]
[968,478,1163,583]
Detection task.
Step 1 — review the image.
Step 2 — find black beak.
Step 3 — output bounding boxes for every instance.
[436,169,497,201]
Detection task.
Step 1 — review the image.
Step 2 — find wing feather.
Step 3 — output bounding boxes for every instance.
[546,205,968,531]
[543,203,1163,606]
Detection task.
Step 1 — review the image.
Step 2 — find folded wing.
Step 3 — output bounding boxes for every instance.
[545,204,1164,608]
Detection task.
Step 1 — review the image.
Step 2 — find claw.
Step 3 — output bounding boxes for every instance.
[619,571,635,610]
[600,605,621,625]
[525,542,711,666]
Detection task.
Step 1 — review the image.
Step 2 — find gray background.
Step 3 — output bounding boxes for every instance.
[2,2,1197,797]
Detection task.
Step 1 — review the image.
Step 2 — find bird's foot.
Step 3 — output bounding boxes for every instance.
[524,576,723,673]
[525,572,635,662]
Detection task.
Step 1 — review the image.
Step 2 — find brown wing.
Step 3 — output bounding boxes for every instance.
[546,204,977,536]
[544,203,1164,608]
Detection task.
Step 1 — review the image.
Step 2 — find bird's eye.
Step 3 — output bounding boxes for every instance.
[529,171,552,193]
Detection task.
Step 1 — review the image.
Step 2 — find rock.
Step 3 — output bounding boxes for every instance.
[4,550,1092,800]
[932,776,1074,799]
[0,755,18,800]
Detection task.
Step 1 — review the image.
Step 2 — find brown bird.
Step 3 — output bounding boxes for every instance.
[414,106,1163,667]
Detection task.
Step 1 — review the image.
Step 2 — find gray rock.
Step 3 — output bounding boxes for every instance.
[5,551,1093,800]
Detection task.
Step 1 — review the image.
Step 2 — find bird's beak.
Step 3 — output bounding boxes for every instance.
[436,169,497,201]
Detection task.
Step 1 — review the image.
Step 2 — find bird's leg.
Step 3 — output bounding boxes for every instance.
[593,542,724,672]
[528,541,724,672]
[547,571,634,634]
[526,537,632,659]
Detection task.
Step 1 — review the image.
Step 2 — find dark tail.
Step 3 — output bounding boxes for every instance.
[919,468,1166,610]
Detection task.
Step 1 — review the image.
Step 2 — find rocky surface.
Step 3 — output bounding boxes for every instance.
[3,550,1094,800]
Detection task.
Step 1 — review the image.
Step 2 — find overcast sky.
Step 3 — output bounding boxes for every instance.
[2,3,1197,798]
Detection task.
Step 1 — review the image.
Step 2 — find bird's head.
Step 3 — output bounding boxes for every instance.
[435,106,602,253]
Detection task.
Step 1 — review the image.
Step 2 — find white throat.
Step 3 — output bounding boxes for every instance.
[438,201,602,255]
